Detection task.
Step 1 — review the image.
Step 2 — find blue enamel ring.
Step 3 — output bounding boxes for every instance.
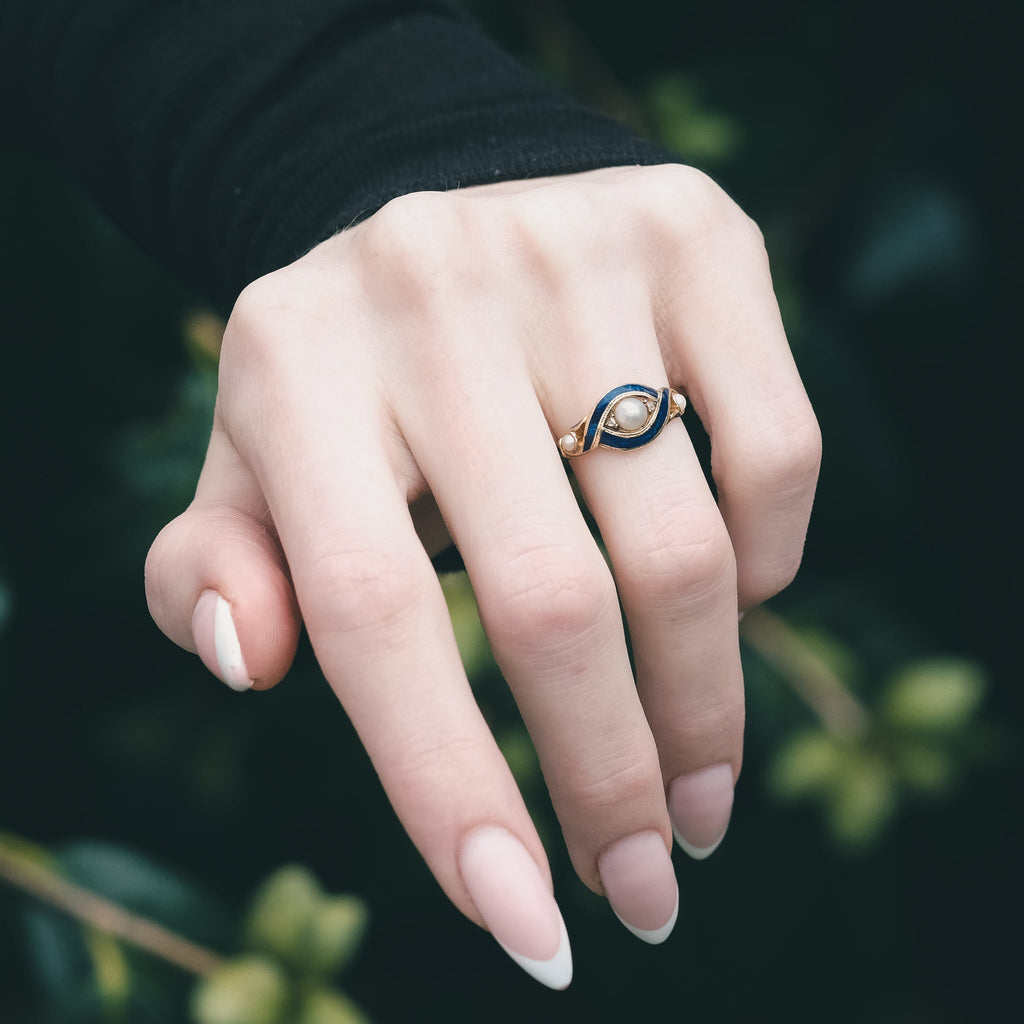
[557,384,687,458]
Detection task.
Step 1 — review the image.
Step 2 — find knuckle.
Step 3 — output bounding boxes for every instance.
[505,185,610,283]
[739,404,823,496]
[670,690,746,755]
[301,542,426,637]
[785,410,824,482]
[226,269,305,346]
[481,541,616,650]
[386,732,491,801]
[556,750,661,819]
[645,165,763,251]
[511,185,592,246]
[367,190,452,250]
[744,525,811,604]
[627,508,736,605]
[357,191,475,305]
[221,267,327,383]
[654,165,728,232]
[754,557,801,605]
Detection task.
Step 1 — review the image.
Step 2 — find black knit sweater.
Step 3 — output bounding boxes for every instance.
[1,0,676,305]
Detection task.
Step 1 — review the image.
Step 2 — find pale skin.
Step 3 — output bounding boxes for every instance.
[145,164,821,986]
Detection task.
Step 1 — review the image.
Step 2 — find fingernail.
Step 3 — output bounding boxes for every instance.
[598,831,678,944]
[192,590,251,692]
[668,764,735,860]
[458,826,572,990]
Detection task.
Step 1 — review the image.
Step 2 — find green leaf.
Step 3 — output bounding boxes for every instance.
[191,956,289,1024]
[881,659,987,736]
[57,841,233,951]
[84,928,132,1023]
[243,866,322,972]
[242,866,369,980]
[296,988,371,1024]
[304,896,370,979]
[3,835,222,1023]
[827,754,898,848]
[643,73,742,162]
[768,729,847,800]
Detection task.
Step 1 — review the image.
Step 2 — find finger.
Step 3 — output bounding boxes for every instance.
[145,427,300,691]
[220,299,571,987]
[547,321,744,862]
[397,341,680,943]
[574,413,744,859]
[653,174,822,610]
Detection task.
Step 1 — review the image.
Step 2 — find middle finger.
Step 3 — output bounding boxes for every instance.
[399,343,681,940]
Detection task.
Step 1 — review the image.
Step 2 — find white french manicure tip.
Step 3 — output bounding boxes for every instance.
[213,596,251,692]
[615,889,679,945]
[672,825,724,861]
[498,915,573,990]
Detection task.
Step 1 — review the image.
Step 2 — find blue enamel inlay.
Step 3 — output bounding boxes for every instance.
[599,389,670,450]
[582,384,658,453]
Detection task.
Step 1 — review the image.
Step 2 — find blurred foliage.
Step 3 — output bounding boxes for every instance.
[1,0,1019,1022]
[194,865,370,1024]
[642,73,743,164]
[769,655,995,848]
[0,835,370,1024]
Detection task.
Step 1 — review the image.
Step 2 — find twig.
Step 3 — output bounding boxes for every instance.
[0,838,225,977]
[741,607,871,739]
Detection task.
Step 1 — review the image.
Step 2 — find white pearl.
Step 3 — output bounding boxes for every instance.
[559,433,579,454]
[672,392,687,413]
[612,396,648,431]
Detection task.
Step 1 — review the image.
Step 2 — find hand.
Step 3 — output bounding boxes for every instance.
[145,165,820,987]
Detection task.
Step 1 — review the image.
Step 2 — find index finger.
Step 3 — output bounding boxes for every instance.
[217,295,573,989]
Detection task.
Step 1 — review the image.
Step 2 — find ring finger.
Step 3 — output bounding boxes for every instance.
[400,338,682,943]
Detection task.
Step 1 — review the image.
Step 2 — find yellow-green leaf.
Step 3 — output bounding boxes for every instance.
[768,730,846,800]
[827,754,898,847]
[192,955,289,1024]
[85,928,131,1023]
[305,896,369,978]
[296,988,371,1024]
[882,659,987,735]
[243,866,322,968]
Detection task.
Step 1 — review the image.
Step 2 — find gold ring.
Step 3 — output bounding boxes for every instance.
[557,384,687,458]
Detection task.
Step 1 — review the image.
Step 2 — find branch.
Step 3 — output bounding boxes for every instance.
[0,836,225,977]
[741,607,871,739]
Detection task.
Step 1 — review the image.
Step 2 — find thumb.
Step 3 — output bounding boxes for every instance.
[145,431,300,691]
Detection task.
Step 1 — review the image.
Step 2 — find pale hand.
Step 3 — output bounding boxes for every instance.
[145,165,821,987]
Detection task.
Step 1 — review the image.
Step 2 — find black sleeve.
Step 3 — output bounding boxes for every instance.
[1,0,678,305]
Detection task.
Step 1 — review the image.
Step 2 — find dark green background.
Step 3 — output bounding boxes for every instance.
[1,1,1018,1020]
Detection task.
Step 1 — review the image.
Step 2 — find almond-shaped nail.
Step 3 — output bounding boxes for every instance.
[192,590,251,692]
[669,764,734,859]
[458,826,572,990]
[598,831,678,944]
